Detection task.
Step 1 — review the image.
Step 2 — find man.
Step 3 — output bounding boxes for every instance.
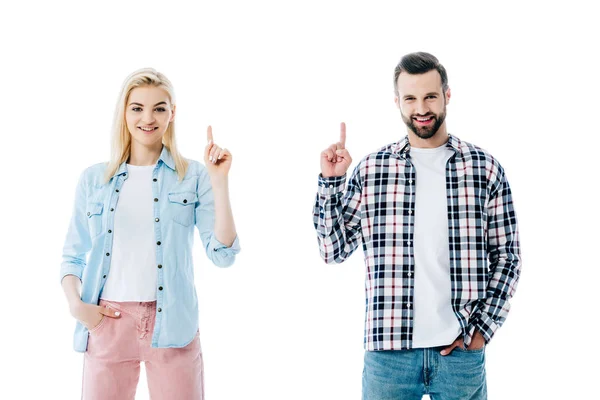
[313,52,521,399]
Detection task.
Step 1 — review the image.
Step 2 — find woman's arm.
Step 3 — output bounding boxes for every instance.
[195,126,240,267]
[210,176,237,247]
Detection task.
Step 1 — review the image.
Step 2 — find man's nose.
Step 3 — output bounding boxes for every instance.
[415,100,429,115]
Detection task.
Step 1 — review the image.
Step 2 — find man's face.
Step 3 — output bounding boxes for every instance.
[395,69,450,139]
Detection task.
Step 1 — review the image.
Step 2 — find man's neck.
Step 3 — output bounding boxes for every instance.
[407,125,449,149]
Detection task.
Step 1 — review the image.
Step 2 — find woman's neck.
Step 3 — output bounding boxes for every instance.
[128,141,162,166]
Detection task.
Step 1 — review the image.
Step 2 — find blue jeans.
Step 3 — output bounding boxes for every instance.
[362,346,487,400]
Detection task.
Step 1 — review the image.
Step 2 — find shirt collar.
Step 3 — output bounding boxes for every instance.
[392,134,463,156]
[157,145,176,170]
[111,145,176,178]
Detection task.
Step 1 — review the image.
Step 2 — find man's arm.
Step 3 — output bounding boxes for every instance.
[472,167,522,343]
[313,167,363,263]
[313,122,362,264]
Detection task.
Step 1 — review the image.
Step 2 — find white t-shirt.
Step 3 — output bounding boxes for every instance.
[101,164,158,302]
[410,145,462,348]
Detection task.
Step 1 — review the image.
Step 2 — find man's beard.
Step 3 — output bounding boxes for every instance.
[401,106,447,140]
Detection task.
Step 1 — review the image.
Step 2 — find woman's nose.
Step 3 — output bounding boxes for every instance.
[141,111,155,124]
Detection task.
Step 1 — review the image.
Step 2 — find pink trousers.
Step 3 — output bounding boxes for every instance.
[82,299,204,400]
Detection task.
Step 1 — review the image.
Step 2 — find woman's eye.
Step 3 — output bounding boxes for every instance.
[155,107,166,112]
[132,107,142,112]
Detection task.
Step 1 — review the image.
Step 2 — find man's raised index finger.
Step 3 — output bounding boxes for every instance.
[340,122,346,148]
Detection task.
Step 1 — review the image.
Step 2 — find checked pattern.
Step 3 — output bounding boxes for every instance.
[313,135,521,350]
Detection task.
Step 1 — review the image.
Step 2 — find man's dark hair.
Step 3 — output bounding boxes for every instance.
[393,52,449,95]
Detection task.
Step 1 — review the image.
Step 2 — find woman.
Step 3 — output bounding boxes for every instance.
[60,68,240,399]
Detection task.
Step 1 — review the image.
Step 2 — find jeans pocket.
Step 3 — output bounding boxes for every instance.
[455,344,485,353]
[88,315,108,334]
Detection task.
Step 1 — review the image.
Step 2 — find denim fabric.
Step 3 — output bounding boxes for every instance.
[61,146,240,352]
[362,346,487,399]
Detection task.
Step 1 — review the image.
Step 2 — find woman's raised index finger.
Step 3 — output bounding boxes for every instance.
[207,125,214,143]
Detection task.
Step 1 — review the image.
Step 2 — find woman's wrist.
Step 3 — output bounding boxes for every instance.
[69,299,84,317]
[209,174,229,190]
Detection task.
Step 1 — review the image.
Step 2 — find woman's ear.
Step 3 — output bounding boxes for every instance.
[170,104,177,122]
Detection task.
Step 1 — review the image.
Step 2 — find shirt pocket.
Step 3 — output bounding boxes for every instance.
[86,202,104,238]
[168,192,198,227]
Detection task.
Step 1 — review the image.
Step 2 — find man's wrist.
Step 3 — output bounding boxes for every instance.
[318,174,346,196]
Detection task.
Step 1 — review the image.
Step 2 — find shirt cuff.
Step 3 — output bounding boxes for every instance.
[474,312,500,344]
[318,174,346,196]
[60,268,83,284]
[210,234,241,254]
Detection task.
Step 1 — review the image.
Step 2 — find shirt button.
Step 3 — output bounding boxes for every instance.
[103,275,107,279]
[154,198,159,202]
[108,230,112,233]
[153,178,157,182]
[408,272,412,276]
[155,218,160,222]
[87,212,90,216]
[407,303,411,308]
[157,308,162,312]
[409,180,413,184]
[158,286,163,291]
[157,241,161,246]
[408,210,413,214]
[329,184,333,188]
[115,189,119,193]
[183,199,187,204]
[158,264,162,269]
[106,253,110,256]
[407,241,411,245]
[110,208,114,212]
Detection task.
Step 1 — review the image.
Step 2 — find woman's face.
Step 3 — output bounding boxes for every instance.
[125,86,175,149]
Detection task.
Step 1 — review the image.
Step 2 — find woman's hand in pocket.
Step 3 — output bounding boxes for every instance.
[70,301,121,331]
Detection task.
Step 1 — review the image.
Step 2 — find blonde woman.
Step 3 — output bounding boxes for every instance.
[60,68,240,399]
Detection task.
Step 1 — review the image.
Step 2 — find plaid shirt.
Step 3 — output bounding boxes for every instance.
[313,134,521,351]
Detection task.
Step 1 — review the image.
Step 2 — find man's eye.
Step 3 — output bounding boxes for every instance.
[426,96,437,99]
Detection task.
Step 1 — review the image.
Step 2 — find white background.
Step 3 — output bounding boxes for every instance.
[2,1,599,399]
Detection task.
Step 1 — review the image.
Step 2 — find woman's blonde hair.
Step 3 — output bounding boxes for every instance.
[104,68,188,182]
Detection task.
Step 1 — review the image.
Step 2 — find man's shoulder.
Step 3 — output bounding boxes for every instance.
[356,142,398,166]
[456,138,508,192]
[457,138,503,170]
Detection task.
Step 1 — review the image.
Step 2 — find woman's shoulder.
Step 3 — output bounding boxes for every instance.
[183,158,208,177]
[79,162,110,186]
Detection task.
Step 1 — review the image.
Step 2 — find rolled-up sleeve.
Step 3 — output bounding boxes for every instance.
[313,168,363,264]
[60,170,91,283]
[195,168,240,267]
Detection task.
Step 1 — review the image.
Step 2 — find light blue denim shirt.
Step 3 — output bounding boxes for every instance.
[61,146,240,352]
